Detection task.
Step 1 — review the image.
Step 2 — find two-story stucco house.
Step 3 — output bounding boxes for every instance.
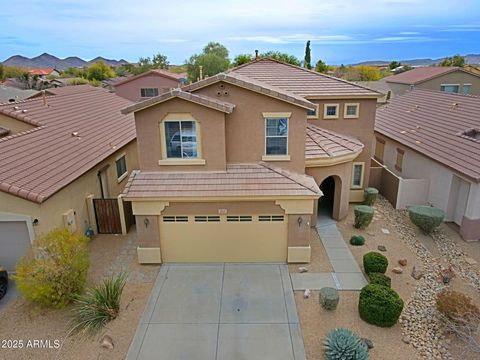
[121,58,380,264]
[373,89,480,241]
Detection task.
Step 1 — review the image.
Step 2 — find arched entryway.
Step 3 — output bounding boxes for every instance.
[318,175,342,220]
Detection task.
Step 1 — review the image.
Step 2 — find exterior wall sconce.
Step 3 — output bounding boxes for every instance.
[32,218,39,226]
[297,217,303,227]
[144,218,150,228]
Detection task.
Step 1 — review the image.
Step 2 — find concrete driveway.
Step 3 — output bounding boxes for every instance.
[127,264,306,360]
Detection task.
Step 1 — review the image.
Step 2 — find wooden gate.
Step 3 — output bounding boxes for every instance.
[93,198,122,234]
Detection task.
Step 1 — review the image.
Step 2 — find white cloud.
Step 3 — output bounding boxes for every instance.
[398,31,421,35]
[229,34,353,44]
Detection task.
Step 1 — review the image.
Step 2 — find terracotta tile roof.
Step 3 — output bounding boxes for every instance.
[229,58,381,98]
[122,163,321,199]
[385,67,480,85]
[183,72,317,110]
[0,86,135,203]
[122,88,235,114]
[28,68,55,76]
[306,123,364,159]
[114,69,183,87]
[375,89,480,182]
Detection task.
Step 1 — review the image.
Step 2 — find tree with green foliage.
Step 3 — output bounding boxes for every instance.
[315,59,329,73]
[62,67,85,78]
[304,41,312,69]
[439,54,465,67]
[186,42,230,82]
[0,64,4,81]
[389,61,401,70]
[260,51,301,66]
[86,61,116,81]
[232,54,254,67]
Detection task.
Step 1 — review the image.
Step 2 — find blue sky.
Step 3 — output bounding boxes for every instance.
[1,0,479,65]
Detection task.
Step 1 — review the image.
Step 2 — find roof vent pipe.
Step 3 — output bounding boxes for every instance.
[42,90,47,106]
[199,65,203,81]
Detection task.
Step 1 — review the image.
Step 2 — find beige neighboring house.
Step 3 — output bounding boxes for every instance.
[121,58,381,265]
[0,85,138,271]
[114,69,186,102]
[372,89,480,241]
[385,66,480,96]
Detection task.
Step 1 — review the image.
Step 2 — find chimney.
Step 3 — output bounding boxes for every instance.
[255,49,259,60]
[199,65,203,81]
[42,90,47,106]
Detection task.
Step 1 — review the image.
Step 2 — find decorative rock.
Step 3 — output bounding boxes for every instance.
[303,289,311,299]
[377,245,387,252]
[402,336,411,344]
[319,287,339,310]
[381,228,390,234]
[100,334,114,350]
[361,338,374,349]
[392,267,404,274]
[464,257,477,266]
[411,265,424,280]
[398,258,408,267]
[299,266,308,273]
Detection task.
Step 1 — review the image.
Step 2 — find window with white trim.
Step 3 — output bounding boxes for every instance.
[395,148,404,172]
[351,162,364,188]
[265,117,288,155]
[463,84,472,95]
[307,104,319,118]
[440,84,459,93]
[344,103,359,118]
[164,120,198,159]
[140,88,159,97]
[323,104,339,119]
[116,155,127,180]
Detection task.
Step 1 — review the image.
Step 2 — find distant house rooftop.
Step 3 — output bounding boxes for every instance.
[0,85,39,104]
[375,89,480,181]
[385,66,480,85]
[28,68,57,76]
[113,69,185,87]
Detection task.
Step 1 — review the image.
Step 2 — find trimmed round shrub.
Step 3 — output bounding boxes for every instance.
[358,284,404,327]
[408,205,445,234]
[354,205,374,229]
[368,272,391,288]
[323,328,369,360]
[15,229,90,308]
[350,235,365,246]
[363,252,388,274]
[436,289,480,326]
[363,187,379,206]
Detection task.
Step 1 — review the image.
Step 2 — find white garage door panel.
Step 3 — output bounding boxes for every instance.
[160,216,287,262]
[0,221,31,272]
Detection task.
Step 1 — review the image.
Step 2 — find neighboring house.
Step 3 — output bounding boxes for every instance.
[114,69,186,102]
[0,85,138,271]
[354,78,391,104]
[0,85,39,104]
[28,68,61,78]
[385,67,480,96]
[121,58,380,265]
[372,89,480,241]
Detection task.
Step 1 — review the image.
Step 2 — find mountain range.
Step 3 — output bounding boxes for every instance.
[1,53,129,69]
[352,54,480,66]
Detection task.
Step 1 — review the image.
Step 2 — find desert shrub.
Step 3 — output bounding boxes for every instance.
[15,229,89,308]
[358,284,404,327]
[350,235,365,246]
[408,205,445,234]
[354,205,374,229]
[363,252,388,274]
[368,272,391,288]
[436,289,480,326]
[363,187,379,206]
[71,273,127,334]
[324,328,369,360]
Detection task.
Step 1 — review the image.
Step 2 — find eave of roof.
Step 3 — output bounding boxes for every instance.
[114,69,183,87]
[385,67,480,85]
[121,88,236,114]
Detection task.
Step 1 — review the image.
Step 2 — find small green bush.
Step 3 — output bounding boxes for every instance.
[71,273,127,335]
[368,272,391,288]
[363,187,379,206]
[354,205,374,229]
[408,205,445,234]
[350,235,365,246]
[358,284,404,327]
[15,229,90,308]
[324,328,369,360]
[363,252,388,274]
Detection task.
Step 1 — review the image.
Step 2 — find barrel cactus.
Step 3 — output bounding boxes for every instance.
[324,328,369,360]
[354,205,374,229]
[408,205,445,234]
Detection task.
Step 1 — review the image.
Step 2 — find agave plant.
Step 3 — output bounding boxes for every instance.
[324,328,369,360]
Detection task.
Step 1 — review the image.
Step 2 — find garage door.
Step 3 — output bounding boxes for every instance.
[159,215,287,262]
[0,221,32,272]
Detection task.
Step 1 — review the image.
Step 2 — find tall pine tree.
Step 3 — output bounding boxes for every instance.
[304,41,312,69]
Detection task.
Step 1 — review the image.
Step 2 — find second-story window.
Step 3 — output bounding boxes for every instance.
[140,88,159,97]
[324,104,339,119]
[165,120,198,159]
[265,118,288,155]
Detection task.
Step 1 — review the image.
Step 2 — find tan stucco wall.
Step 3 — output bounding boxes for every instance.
[0,114,35,136]
[195,82,308,174]
[115,74,180,102]
[307,98,377,187]
[0,140,138,239]
[134,98,227,171]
